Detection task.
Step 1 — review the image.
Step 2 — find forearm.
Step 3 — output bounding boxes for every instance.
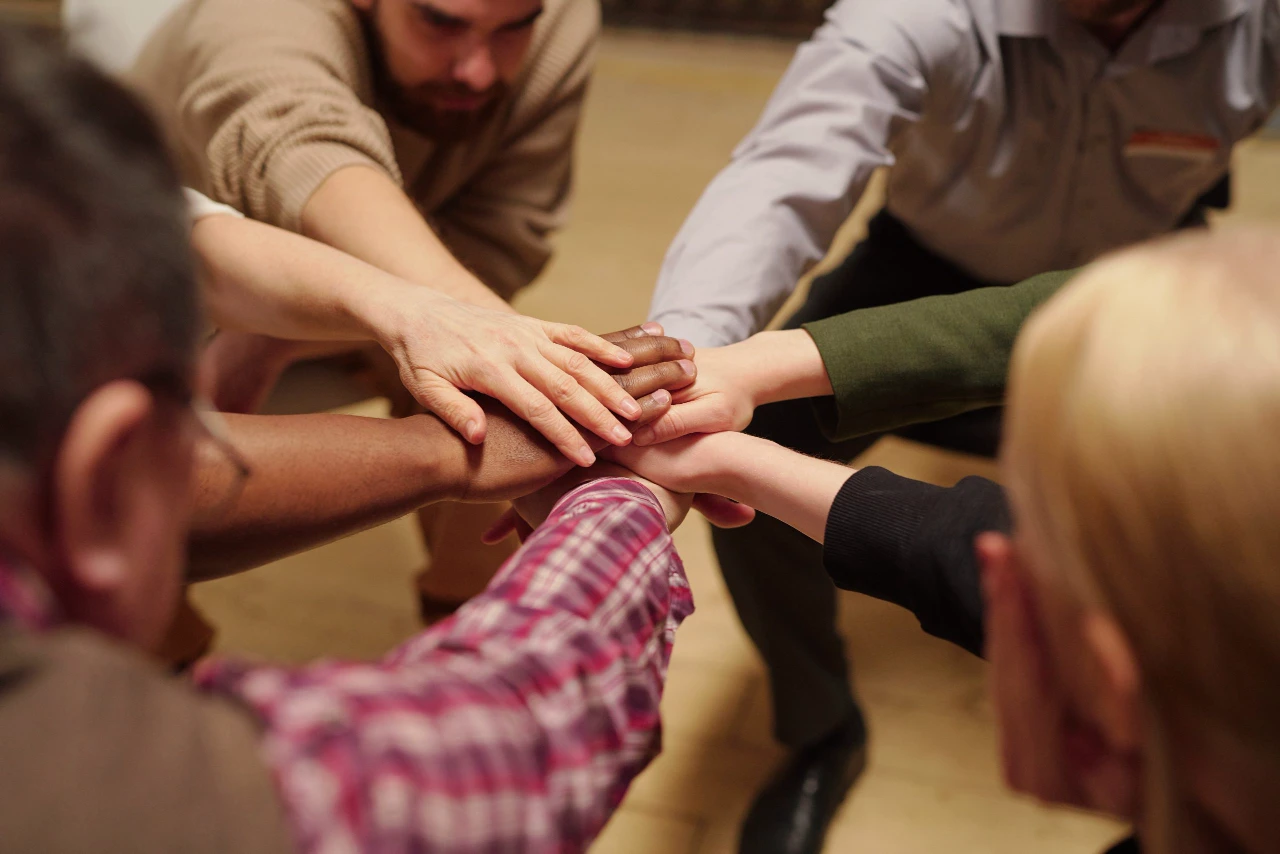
[192,213,425,344]
[186,405,577,580]
[198,480,690,851]
[730,329,833,407]
[301,164,510,312]
[698,433,854,543]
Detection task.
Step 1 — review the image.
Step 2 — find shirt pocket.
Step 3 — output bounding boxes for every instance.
[1121,131,1230,216]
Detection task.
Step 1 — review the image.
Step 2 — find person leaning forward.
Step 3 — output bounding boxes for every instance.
[130,0,607,623]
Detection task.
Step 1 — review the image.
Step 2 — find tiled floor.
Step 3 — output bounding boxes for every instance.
[192,28,1280,854]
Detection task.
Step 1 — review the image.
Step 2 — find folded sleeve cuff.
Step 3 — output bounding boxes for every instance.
[822,466,945,605]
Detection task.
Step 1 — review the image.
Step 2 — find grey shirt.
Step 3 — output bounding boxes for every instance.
[650,0,1280,347]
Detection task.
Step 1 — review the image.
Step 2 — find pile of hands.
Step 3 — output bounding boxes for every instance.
[204,285,770,536]
[452,319,763,541]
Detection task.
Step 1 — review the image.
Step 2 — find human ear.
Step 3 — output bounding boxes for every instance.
[1082,610,1142,751]
[52,380,155,597]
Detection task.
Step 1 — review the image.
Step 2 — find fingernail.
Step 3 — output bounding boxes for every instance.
[611,425,632,444]
[634,428,654,446]
[464,420,481,442]
[641,322,663,335]
[678,359,696,376]
[679,339,694,356]
[652,389,671,405]
[621,399,642,419]
[578,448,597,467]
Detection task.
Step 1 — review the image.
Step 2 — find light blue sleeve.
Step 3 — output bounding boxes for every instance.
[647,0,980,347]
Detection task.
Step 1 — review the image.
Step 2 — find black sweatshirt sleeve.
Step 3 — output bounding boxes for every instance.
[822,466,1011,658]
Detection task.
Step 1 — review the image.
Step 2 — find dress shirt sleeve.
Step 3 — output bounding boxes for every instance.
[433,0,599,299]
[822,466,1010,657]
[648,0,981,347]
[804,270,1076,441]
[195,478,691,854]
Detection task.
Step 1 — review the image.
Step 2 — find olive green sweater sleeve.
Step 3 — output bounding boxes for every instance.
[802,269,1075,442]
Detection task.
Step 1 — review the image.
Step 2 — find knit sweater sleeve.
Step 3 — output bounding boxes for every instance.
[136,0,401,232]
[434,0,600,298]
[803,269,1075,442]
[822,466,1010,657]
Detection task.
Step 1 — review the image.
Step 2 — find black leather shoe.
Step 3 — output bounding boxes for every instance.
[739,715,869,854]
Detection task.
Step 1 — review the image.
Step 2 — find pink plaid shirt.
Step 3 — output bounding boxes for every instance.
[0,478,692,853]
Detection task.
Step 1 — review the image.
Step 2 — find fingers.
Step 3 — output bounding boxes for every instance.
[693,494,756,528]
[615,359,697,400]
[632,395,731,446]
[547,345,644,421]
[602,322,664,344]
[546,322,634,369]
[526,355,638,453]
[414,378,488,444]
[611,335,693,370]
[634,389,672,426]
[503,371,601,467]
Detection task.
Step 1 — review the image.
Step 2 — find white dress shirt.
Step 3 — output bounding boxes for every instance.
[651,0,1280,347]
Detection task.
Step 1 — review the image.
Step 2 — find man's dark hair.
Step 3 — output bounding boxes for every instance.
[0,27,197,467]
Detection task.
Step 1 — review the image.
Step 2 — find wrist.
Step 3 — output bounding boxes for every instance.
[396,413,470,504]
[737,330,833,407]
[692,432,758,499]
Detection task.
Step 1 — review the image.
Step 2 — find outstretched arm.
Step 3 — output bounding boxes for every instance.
[635,270,1075,446]
[614,432,1008,656]
[192,211,666,466]
[197,477,691,852]
[188,336,694,579]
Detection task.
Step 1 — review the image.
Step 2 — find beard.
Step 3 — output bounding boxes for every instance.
[360,5,508,141]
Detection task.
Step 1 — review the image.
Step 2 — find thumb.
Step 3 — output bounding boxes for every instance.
[414,376,488,444]
[693,494,756,528]
[633,400,704,446]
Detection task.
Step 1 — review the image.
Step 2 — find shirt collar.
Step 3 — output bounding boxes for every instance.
[993,0,1250,38]
[991,0,1252,71]
[0,551,57,632]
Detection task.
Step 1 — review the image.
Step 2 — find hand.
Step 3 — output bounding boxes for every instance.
[511,463,695,535]
[454,388,676,504]
[609,432,742,496]
[631,341,757,446]
[632,330,832,446]
[375,287,677,465]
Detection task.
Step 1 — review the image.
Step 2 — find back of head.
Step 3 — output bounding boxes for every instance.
[1005,228,1280,850]
[0,26,196,473]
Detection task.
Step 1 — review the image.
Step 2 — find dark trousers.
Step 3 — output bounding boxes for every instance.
[712,211,1006,748]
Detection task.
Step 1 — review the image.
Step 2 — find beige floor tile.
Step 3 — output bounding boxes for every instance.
[659,654,757,744]
[622,735,784,820]
[590,807,703,854]
[665,596,765,676]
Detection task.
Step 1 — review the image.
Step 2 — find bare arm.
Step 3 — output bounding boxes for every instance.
[188,336,695,579]
[301,165,508,311]
[612,431,853,543]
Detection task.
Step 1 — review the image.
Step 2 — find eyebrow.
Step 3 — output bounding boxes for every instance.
[410,1,543,31]
[499,5,544,31]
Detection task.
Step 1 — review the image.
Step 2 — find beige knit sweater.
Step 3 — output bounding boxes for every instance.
[131,0,600,297]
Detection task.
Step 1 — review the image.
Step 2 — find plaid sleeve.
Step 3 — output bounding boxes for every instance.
[195,478,692,854]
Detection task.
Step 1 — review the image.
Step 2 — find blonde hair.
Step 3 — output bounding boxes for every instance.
[1004,228,1280,850]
